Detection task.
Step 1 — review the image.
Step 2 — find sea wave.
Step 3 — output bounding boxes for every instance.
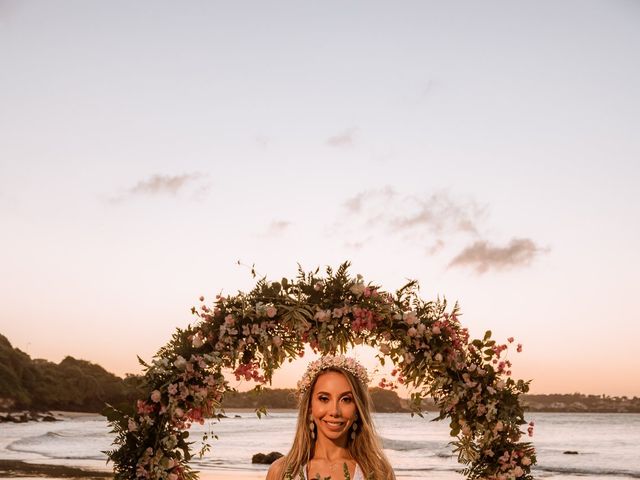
[535,465,640,478]
[380,437,429,451]
[6,430,110,461]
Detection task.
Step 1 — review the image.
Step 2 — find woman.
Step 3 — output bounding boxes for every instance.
[266,355,395,480]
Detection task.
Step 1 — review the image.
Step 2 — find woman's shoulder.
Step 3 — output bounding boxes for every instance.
[265,457,286,480]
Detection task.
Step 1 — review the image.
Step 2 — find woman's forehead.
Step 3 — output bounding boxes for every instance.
[312,370,353,392]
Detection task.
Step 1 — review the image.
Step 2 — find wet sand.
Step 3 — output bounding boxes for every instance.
[0,460,265,480]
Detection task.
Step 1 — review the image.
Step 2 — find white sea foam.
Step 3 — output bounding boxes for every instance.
[0,412,639,479]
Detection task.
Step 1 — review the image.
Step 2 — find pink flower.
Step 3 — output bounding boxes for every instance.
[168,473,178,480]
[224,314,235,326]
[332,308,344,318]
[522,456,531,466]
[150,390,161,403]
[314,309,330,322]
[407,327,417,337]
[517,343,523,353]
[432,325,441,335]
[434,353,443,362]
[174,407,184,418]
[314,281,323,291]
[168,384,178,395]
[272,336,283,347]
[266,306,277,318]
[507,336,514,343]
[403,311,418,325]
[191,333,204,348]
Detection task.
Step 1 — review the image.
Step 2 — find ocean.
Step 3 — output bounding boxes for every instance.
[1,412,638,479]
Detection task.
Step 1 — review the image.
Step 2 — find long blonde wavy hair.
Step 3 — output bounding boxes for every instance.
[280,366,395,480]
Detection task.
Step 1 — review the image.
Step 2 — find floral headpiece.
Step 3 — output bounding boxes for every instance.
[297,355,369,395]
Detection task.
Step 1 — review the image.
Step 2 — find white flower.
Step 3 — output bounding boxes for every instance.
[174,356,187,371]
[350,282,366,296]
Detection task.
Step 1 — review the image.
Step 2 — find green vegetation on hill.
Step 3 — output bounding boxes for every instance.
[522,393,640,413]
[221,387,408,412]
[0,334,141,412]
[2,334,639,414]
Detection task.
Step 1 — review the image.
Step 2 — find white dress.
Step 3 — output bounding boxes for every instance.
[302,463,364,480]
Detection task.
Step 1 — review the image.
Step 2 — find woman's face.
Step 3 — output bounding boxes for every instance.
[309,370,358,442]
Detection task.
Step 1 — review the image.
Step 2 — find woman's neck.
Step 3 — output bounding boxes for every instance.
[312,436,352,461]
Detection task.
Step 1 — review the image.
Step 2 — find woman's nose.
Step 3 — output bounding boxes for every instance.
[329,401,341,416]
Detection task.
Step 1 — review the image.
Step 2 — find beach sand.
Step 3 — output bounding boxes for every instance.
[0,460,267,480]
[2,461,629,480]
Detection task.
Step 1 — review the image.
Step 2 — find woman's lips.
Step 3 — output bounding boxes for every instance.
[323,420,345,431]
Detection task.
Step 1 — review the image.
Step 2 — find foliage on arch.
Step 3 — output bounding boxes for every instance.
[105,263,536,480]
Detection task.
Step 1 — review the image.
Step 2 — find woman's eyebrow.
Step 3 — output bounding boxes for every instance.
[316,391,353,396]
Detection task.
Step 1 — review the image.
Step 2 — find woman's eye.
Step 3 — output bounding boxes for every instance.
[341,396,353,403]
[319,396,328,402]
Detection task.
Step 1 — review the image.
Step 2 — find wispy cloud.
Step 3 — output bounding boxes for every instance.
[448,238,548,273]
[129,174,201,195]
[268,220,291,234]
[343,186,396,214]
[326,128,357,148]
[389,192,485,236]
[339,187,547,272]
[109,173,208,203]
[343,188,485,237]
[258,220,292,237]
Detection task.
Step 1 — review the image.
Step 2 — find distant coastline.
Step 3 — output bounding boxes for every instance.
[2,333,639,415]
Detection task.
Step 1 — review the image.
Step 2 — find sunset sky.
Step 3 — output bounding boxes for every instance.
[1,1,639,396]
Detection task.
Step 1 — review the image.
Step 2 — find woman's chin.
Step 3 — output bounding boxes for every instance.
[318,429,348,441]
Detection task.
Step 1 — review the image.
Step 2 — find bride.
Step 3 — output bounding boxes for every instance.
[266,355,396,480]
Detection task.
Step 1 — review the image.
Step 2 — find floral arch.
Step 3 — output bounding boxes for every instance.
[106,263,536,480]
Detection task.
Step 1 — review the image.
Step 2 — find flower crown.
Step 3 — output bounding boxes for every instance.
[297,355,369,395]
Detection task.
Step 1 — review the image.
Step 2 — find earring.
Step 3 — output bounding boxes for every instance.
[309,415,316,440]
